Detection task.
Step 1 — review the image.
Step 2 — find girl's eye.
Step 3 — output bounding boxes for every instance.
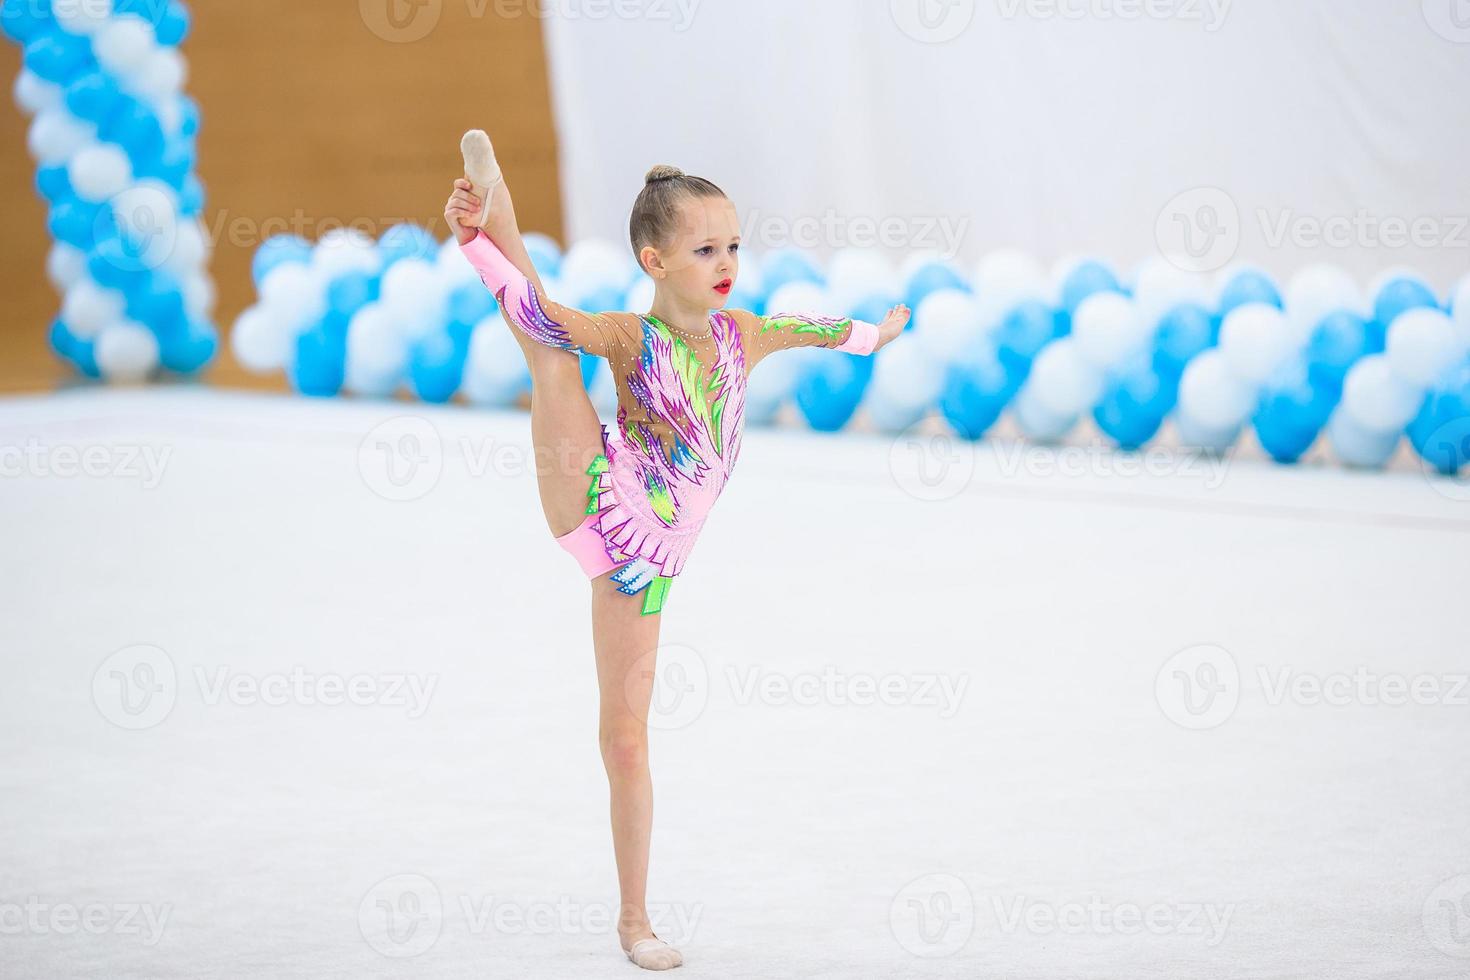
[696,246,714,256]
[729,244,740,254]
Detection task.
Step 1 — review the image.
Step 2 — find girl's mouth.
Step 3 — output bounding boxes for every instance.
[713,279,732,295]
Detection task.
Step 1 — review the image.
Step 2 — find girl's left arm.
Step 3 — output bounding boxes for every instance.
[730,306,909,371]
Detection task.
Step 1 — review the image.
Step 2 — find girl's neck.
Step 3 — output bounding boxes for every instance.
[647,294,713,339]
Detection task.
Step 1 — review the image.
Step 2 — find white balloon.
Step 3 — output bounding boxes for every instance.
[1218,304,1299,386]
[1327,411,1400,469]
[127,47,187,103]
[93,14,158,75]
[183,273,216,320]
[1178,349,1257,430]
[67,142,134,204]
[1367,265,1431,302]
[112,182,180,270]
[164,219,208,277]
[1341,354,1423,433]
[1453,277,1470,346]
[1072,292,1149,369]
[1130,256,1210,330]
[868,335,945,411]
[912,288,982,363]
[1173,409,1240,454]
[899,249,953,284]
[379,259,448,340]
[623,275,655,314]
[973,248,1048,313]
[827,248,897,311]
[259,263,328,333]
[231,306,293,373]
[864,396,929,434]
[1386,308,1464,389]
[95,320,159,382]
[1012,386,1075,443]
[1026,337,1104,417]
[463,317,529,402]
[745,350,799,423]
[13,70,62,115]
[1285,263,1365,334]
[433,235,479,287]
[47,243,89,294]
[346,305,408,377]
[53,0,114,35]
[313,228,381,278]
[560,239,632,299]
[765,282,831,320]
[27,111,96,166]
[62,278,126,339]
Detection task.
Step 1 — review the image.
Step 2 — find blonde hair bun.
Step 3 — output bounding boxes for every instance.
[644,164,685,184]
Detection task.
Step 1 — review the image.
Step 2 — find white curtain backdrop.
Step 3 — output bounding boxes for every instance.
[543,0,1470,291]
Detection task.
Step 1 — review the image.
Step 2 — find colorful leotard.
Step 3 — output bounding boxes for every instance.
[460,230,879,614]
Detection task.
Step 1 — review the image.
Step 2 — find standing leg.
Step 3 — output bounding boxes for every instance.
[452,131,602,537]
[590,571,684,970]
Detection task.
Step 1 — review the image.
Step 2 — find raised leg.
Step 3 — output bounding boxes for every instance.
[457,130,601,537]
[590,572,683,970]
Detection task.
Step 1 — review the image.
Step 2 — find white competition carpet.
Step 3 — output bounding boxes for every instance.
[1,387,1467,979]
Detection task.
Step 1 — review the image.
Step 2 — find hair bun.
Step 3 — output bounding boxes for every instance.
[644,164,684,184]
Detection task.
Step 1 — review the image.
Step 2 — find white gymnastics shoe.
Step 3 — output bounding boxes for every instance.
[459,129,504,227]
[624,935,683,970]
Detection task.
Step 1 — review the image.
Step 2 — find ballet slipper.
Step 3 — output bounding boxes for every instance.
[625,935,683,970]
[459,129,504,227]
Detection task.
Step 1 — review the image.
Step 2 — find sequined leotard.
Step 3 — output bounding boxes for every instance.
[460,230,878,614]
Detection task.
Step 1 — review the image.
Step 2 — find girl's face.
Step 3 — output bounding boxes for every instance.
[641,195,741,309]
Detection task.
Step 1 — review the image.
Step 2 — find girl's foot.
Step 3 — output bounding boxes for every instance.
[459,129,508,228]
[622,933,683,971]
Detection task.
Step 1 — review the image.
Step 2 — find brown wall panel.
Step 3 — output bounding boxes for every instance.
[0,1,562,393]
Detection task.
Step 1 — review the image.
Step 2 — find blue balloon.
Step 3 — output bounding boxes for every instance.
[995,300,1056,368]
[1059,260,1120,315]
[1373,277,1437,331]
[177,173,205,216]
[1306,311,1370,383]
[524,235,562,279]
[1407,371,1470,475]
[252,235,313,285]
[941,349,1023,439]
[35,164,72,203]
[157,317,217,374]
[136,136,194,190]
[1253,376,1334,463]
[328,270,382,317]
[725,278,766,315]
[904,262,968,312]
[1094,360,1173,450]
[796,349,874,431]
[63,70,120,123]
[378,224,438,266]
[850,292,904,331]
[23,32,91,83]
[1218,269,1282,315]
[48,198,107,249]
[410,334,466,403]
[177,95,201,138]
[87,232,151,290]
[760,249,823,295]
[2,0,54,44]
[100,97,166,162]
[125,270,187,328]
[155,0,190,44]
[49,319,101,378]
[290,328,346,396]
[1154,303,1214,372]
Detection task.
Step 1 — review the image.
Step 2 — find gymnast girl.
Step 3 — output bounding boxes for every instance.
[443,130,908,971]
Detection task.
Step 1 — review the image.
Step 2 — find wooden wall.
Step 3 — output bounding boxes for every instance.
[0,0,562,392]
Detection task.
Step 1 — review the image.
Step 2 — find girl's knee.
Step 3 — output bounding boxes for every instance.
[598,726,648,773]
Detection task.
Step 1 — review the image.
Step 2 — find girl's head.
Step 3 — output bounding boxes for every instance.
[630,165,740,308]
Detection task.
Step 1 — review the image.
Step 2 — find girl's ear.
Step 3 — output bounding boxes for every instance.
[640,244,665,279]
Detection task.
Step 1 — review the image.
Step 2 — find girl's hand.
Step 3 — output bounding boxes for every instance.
[444,178,482,246]
[874,304,910,350]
